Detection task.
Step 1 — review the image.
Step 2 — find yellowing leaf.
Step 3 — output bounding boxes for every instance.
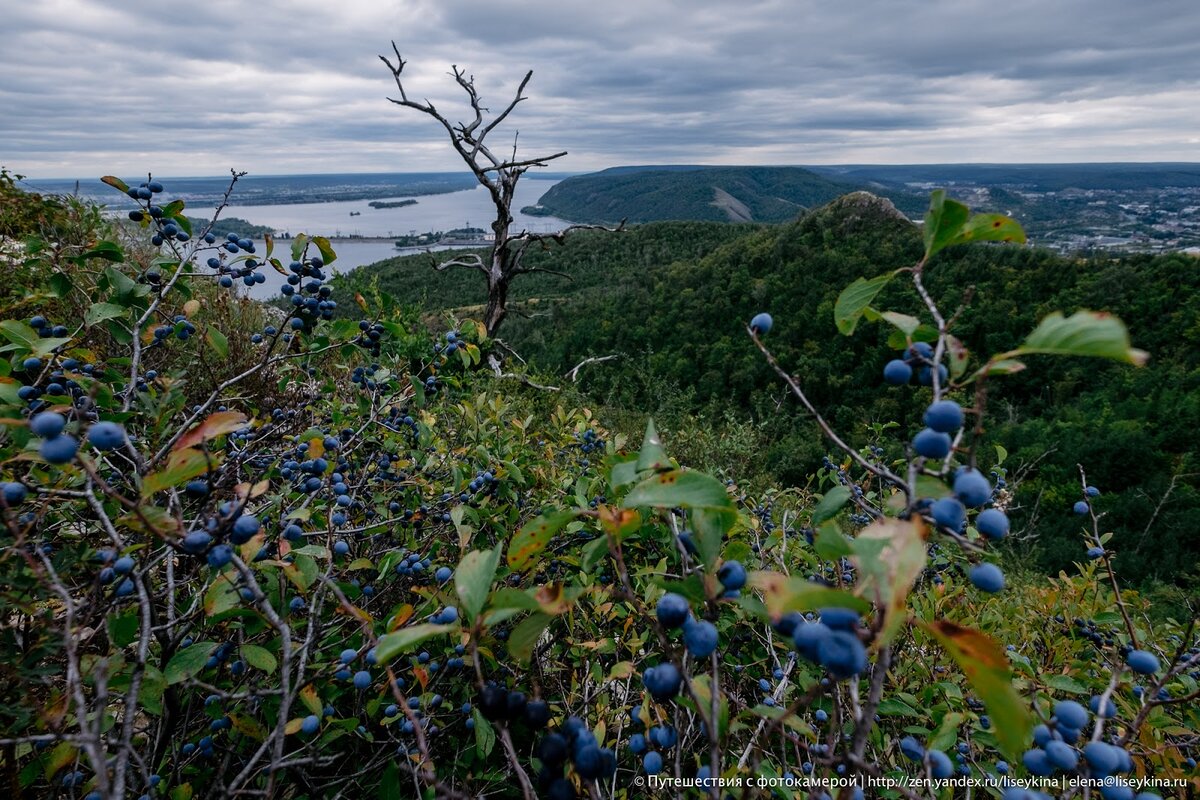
[852,517,927,647]
[173,411,248,452]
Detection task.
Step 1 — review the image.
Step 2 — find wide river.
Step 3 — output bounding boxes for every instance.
[215,177,568,299]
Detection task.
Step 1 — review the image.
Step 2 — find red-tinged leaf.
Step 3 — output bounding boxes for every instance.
[101,175,129,193]
[921,619,1032,759]
[142,447,211,496]
[173,411,248,451]
[355,293,369,313]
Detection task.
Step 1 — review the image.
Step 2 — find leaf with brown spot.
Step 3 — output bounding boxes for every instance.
[507,510,578,570]
[621,469,734,512]
[172,411,248,452]
[534,582,572,615]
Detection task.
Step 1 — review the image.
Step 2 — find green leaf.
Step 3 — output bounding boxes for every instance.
[48,273,73,298]
[915,475,953,499]
[834,273,894,335]
[922,619,1032,759]
[622,470,735,512]
[104,265,140,303]
[204,576,240,616]
[31,337,72,359]
[508,612,552,665]
[635,419,670,471]
[1016,311,1148,366]
[877,311,921,336]
[748,571,870,618]
[609,458,640,491]
[488,587,542,612]
[580,535,609,572]
[946,335,970,380]
[472,708,496,757]
[929,711,965,752]
[1043,674,1089,695]
[85,302,126,327]
[507,510,579,570]
[0,320,40,351]
[813,520,853,561]
[291,233,308,262]
[456,546,501,623]
[80,241,124,263]
[374,624,456,663]
[976,359,1026,377]
[408,374,426,407]
[108,609,139,648]
[101,175,130,193]
[241,644,277,674]
[165,642,217,684]
[692,506,737,570]
[313,235,337,265]
[876,698,920,716]
[811,486,851,525]
[206,325,229,359]
[923,190,970,260]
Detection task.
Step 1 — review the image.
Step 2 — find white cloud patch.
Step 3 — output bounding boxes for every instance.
[3,0,1199,176]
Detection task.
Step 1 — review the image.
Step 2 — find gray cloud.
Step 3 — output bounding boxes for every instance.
[3,0,1199,177]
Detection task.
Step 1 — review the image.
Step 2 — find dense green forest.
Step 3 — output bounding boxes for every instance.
[335,193,1200,596]
[522,166,926,224]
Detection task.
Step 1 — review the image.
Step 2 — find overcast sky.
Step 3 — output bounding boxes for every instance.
[4,0,1199,178]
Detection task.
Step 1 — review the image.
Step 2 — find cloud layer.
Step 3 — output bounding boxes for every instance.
[4,0,1199,177]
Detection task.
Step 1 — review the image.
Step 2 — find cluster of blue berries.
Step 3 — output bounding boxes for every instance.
[779,607,868,680]
[1012,697,1160,800]
[532,714,615,798]
[884,341,948,387]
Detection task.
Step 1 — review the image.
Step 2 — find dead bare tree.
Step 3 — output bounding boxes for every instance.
[380,43,621,338]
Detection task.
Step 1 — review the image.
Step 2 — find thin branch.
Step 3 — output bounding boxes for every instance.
[565,354,621,382]
[749,327,909,497]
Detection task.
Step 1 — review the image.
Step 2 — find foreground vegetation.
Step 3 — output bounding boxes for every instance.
[0,168,1196,800]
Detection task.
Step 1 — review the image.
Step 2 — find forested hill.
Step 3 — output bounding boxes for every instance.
[521,165,926,223]
[333,192,1200,592]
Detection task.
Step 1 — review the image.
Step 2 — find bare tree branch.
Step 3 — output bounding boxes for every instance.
[380,44,622,338]
[565,354,621,382]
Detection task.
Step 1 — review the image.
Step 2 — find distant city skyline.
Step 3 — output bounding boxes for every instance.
[4,0,1200,178]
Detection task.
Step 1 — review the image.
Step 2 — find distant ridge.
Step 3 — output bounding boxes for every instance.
[521,165,918,224]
